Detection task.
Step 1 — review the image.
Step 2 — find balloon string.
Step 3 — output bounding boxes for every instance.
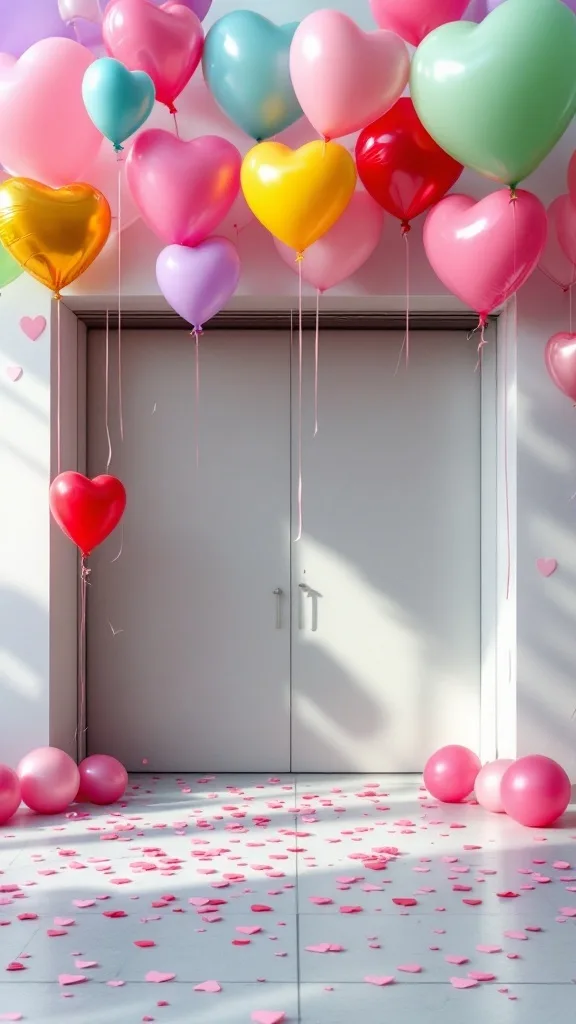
[173,113,180,138]
[570,283,573,334]
[76,554,91,759]
[193,330,201,469]
[105,307,112,472]
[57,297,61,476]
[471,316,488,372]
[117,154,124,443]
[504,295,516,602]
[404,227,410,367]
[111,522,124,564]
[314,289,320,437]
[295,256,303,542]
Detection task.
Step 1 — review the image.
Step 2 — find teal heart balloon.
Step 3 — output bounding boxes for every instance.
[82,58,155,152]
[203,11,303,141]
[411,0,576,186]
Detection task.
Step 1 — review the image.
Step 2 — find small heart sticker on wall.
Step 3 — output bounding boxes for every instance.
[536,558,558,577]
[6,365,22,382]
[20,315,46,341]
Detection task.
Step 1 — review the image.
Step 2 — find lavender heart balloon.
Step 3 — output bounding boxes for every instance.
[156,238,241,331]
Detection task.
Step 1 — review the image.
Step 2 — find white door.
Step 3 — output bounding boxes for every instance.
[86,329,291,772]
[290,329,481,773]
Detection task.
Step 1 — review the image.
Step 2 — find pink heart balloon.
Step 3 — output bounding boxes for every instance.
[545,331,576,402]
[103,0,204,113]
[289,10,409,140]
[423,190,547,317]
[275,191,384,292]
[0,39,102,186]
[369,0,471,47]
[127,130,241,246]
[540,195,576,290]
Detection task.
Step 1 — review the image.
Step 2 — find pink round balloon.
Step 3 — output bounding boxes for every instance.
[545,331,576,402]
[501,755,571,828]
[0,764,21,824]
[77,754,128,805]
[290,10,409,140]
[474,759,514,813]
[275,191,384,292]
[423,744,481,803]
[0,38,102,187]
[17,747,80,815]
[424,190,547,319]
[539,196,576,291]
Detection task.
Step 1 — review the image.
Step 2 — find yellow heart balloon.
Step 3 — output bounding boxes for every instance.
[0,178,111,296]
[241,141,357,254]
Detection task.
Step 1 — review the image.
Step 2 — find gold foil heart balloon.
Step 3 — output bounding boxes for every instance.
[0,178,111,295]
[241,140,357,254]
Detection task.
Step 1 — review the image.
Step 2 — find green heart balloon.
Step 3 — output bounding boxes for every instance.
[0,241,22,289]
[411,0,576,186]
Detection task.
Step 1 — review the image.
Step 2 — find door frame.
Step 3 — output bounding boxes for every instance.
[50,305,513,767]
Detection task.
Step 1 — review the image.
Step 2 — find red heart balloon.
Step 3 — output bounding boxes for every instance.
[49,472,126,557]
[355,98,463,229]
[545,332,576,402]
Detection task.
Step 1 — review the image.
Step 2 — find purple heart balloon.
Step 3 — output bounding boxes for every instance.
[156,239,241,331]
[0,0,75,56]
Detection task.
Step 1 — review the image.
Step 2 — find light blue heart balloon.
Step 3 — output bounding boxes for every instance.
[82,58,155,152]
[203,11,302,141]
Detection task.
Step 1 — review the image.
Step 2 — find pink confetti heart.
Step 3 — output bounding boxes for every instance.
[20,315,46,341]
[503,931,527,940]
[450,977,479,989]
[6,366,22,382]
[536,558,557,577]
[468,972,496,982]
[365,975,395,986]
[559,907,576,917]
[0,1015,23,1021]
[73,900,95,909]
[107,980,125,987]
[397,964,422,973]
[145,972,176,983]
[194,980,221,993]
[251,1014,286,1024]
[236,926,262,935]
[54,918,74,927]
[476,945,502,954]
[445,955,469,965]
[58,975,87,986]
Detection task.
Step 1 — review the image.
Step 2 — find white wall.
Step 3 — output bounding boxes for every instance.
[1,0,576,774]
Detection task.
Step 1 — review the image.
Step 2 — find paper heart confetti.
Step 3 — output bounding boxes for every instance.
[145,971,176,983]
[536,558,558,578]
[251,1013,286,1024]
[19,315,46,340]
[365,975,395,986]
[194,980,222,993]
[450,977,479,989]
[5,366,22,382]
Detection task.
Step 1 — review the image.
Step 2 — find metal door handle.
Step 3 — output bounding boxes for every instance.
[299,583,308,630]
[273,588,283,629]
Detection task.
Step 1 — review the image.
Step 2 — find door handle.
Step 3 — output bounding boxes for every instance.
[273,588,283,629]
[299,583,309,630]
[299,583,318,632]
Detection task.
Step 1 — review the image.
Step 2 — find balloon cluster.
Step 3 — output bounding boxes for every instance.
[423,745,572,828]
[0,748,127,823]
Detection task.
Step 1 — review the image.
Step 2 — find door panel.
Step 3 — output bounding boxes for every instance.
[86,329,291,772]
[290,330,481,773]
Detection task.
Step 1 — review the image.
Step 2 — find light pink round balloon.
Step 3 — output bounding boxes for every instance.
[424,190,548,318]
[545,331,576,402]
[18,747,80,815]
[0,39,102,187]
[501,755,572,828]
[126,130,241,247]
[369,0,471,47]
[423,745,481,803]
[0,764,21,825]
[474,759,514,813]
[77,754,128,805]
[289,10,409,140]
[539,196,576,291]
[275,191,384,292]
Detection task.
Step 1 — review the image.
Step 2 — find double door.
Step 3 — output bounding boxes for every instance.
[86,326,481,773]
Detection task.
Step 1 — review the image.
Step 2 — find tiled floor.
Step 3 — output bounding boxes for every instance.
[0,773,575,1022]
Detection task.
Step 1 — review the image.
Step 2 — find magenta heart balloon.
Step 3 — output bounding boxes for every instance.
[540,195,576,289]
[275,191,384,292]
[127,130,241,247]
[156,238,241,331]
[424,189,547,317]
[369,0,471,47]
[545,332,576,401]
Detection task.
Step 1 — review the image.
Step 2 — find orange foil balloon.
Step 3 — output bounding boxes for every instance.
[0,178,111,295]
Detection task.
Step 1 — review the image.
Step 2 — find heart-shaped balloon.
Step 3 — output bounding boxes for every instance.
[203,12,302,141]
[355,98,463,227]
[103,0,204,114]
[0,38,102,186]
[82,58,155,151]
[0,178,111,295]
[411,0,576,186]
[241,141,356,254]
[126,130,241,246]
[370,0,470,46]
[59,0,102,22]
[545,332,576,401]
[290,10,409,140]
[275,191,384,293]
[423,190,548,317]
[542,195,576,286]
[49,472,126,556]
[156,238,241,330]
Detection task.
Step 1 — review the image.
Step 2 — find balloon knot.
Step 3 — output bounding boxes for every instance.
[80,554,92,584]
[191,327,204,338]
[255,137,263,144]
[479,314,487,328]
[509,187,518,203]
[401,221,411,236]
[114,143,124,153]
[54,292,62,301]
[295,252,304,264]
[167,102,177,115]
